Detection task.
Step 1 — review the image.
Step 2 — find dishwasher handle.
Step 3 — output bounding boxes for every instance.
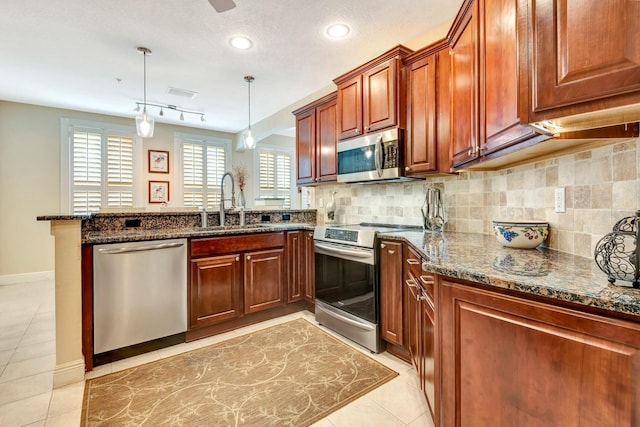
[98,242,185,254]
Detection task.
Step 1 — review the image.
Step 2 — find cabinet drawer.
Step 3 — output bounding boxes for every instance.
[191,232,285,258]
[405,245,423,278]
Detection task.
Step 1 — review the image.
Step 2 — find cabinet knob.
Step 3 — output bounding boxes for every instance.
[364,127,369,132]
[381,243,386,249]
[308,232,313,237]
[247,255,251,260]
[355,129,361,135]
[235,256,240,262]
[405,166,411,172]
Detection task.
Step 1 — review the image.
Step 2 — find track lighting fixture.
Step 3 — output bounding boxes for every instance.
[133,102,206,123]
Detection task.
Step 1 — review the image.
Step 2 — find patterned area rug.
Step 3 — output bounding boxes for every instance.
[81,318,397,426]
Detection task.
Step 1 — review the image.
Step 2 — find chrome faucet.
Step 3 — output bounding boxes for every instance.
[219,172,236,226]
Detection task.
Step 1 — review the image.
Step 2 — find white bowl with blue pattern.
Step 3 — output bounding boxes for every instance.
[492,221,549,249]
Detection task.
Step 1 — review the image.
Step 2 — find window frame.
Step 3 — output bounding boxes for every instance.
[174,132,232,210]
[253,143,296,209]
[60,118,142,214]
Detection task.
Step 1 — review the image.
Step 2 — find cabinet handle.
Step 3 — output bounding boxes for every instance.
[405,279,417,288]
[247,255,251,260]
[406,258,420,265]
[467,145,479,156]
[388,250,395,254]
[417,294,426,302]
[355,129,361,135]
[235,256,240,262]
[308,232,313,237]
[419,275,434,285]
[365,126,369,132]
[405,166,411,172]
[380,243,386,249]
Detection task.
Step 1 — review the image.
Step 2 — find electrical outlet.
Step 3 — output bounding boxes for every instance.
[554,187,566,213]
[319,198,324,208]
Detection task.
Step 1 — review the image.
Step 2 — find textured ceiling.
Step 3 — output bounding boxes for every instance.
[0,0,462,133]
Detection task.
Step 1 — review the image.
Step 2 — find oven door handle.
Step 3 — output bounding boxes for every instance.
[314,242,372,259]
[315,303,376,331]
[374,134,384,178]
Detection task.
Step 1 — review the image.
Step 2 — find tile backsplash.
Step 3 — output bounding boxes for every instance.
[314,138,639,258]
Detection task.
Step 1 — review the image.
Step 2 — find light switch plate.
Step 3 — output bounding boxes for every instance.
[554,188,566,213]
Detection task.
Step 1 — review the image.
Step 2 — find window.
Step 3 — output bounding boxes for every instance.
[178,134,231,210]
[256,146,294,209]
[62,120,139,214]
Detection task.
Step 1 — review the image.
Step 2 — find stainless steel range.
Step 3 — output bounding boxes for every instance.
[313,223,415,353]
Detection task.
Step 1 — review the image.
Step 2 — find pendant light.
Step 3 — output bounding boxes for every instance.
[135,47,155,138]
[243,75,255,149]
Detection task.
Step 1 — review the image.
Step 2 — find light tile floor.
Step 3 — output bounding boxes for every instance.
[0,279,434,427]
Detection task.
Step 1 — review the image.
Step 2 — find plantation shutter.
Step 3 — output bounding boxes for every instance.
[106,135,134,207]
[258,148,292,209]
[72,131,102,214]
[182,138,227,209]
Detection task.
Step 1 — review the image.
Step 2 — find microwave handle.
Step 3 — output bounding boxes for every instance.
[374,135,384,177]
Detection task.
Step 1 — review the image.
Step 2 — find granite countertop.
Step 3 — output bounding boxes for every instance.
[379,230,640,318]
[84,223,316,244]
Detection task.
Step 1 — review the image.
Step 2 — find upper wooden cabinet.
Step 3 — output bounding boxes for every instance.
[449,0,548,169]
[518,0,640,126]
[403,40,452,175]
[293,92,338,186]
[334,45,413,140]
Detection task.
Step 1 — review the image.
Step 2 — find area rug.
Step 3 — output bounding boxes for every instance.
[81,318,398,426]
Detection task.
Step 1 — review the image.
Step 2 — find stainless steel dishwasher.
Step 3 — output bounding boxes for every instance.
[93,238,187,355]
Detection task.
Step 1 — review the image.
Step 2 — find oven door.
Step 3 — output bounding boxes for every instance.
[314,241,378,324]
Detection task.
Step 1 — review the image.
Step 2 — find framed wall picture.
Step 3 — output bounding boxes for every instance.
[149,180,170,203]
[148,150,169,173]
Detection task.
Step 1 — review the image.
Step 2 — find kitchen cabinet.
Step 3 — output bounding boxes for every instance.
[243,248,285,314]
[190,254,243,328]
[379,240,403,345]
[518,0,640,126]
[293,92,338,185]
[189,232,285,330]
[334,45,413,140]
[286,231,303,302]
[449,0,547,169]
[303,230,315,302]
[439,277,640,426]
[403,40,452,175]
[403,245,437,421]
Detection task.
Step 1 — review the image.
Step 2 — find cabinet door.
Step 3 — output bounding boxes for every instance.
[405,54,438,175]
[316,99,338,182]
[440,278,640,427]
[421,289,436,421]
[244,248,285,314]
[380,241,404,345]
[286,232,303,303]
[404,274,421,372]
[480,0,538,155]
[363,59,399,134]
[295,108,315,185]
[190,254,242,328]
[521,0,640,123]
[336,74,363,140]
[450,0,480,168]
[303,231,315,302]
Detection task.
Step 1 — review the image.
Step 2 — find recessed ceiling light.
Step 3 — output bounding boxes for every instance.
[230,36,253,50]
[326,23,350,39]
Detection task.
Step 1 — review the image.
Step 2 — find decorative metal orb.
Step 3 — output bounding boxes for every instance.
[594,211,640,288]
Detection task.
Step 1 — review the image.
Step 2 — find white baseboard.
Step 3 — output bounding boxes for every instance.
[53,358,86,388]
[0,270,54,285]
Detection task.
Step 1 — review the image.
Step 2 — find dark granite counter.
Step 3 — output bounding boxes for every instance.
[84,223,316,244]
[379,230,640,318]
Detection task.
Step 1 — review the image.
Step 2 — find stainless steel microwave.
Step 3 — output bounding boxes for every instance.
[337,128,406,183]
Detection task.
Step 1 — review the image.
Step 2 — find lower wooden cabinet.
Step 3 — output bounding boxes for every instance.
[303,231,315,302]
[286,231,315,303]
[244,248,284,314]
[190,254,242,328]
[439,278,640,426]
[380,240,403,345]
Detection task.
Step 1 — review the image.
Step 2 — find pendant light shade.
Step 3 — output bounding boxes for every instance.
[136,47,155,138]
[243,75,255,149]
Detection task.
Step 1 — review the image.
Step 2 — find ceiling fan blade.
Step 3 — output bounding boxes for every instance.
[208,0,236,13]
